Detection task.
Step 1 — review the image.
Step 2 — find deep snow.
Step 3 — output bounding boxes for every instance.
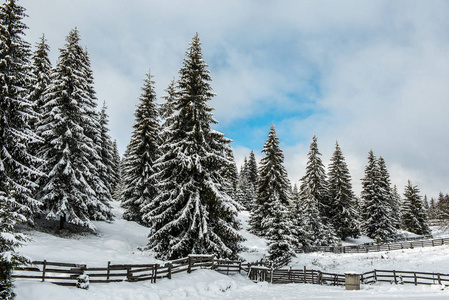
[14,201,449,299]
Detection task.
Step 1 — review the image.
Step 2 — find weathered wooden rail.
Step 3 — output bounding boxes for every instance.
[298,237,449,254]
[12,255,245,287]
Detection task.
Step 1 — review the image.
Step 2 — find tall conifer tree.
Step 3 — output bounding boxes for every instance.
[121,71,160,225]
[36,29,111,230]
[360,150,396,241]
[0,0,41,219]
[327,142,360,240]
[295,135,338,247]
[250,125,294,260]
[401,180,430,235]
[145,34,243,259]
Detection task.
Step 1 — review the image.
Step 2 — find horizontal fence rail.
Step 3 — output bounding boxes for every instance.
[298,237,449,254]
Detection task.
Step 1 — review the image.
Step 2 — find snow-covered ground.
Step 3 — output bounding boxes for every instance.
[14,201,449,299]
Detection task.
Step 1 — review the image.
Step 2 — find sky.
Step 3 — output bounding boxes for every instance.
[19,0,449,199]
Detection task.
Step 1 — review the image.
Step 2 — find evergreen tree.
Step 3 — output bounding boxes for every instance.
[423,195,429,210]
[360,150,396,241]
[391,185,402,228]
[144,34,243,259]
[29,34,51,131]
[121,71,160,225]
[97,102,116,206]
[327,142,360,240]
[250,125,295,260]
[401,180,431,235]
[293,135,338,248]
[378,156,399,229]
[36,28,111,230]
[247,150,259,189]
[236,157,255,209]
[0,188,29,300]
[0,0,41,220]
[111,139,121,199]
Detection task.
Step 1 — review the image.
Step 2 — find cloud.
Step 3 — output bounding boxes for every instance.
[20,0,449,198]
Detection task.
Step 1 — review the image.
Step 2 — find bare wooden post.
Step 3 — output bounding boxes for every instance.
[374,269,377,282]
[106,261,111,281]
[393,270,397,284]
[187,256,193,274]
[42,260,47,282]
[153,264,158,283]
[414,272,417,286]
[211,255,215,270]
[432,240,435,247]
[238,261,242,274]
[167,263,172,280]
[303,266,306,283]
[438,273,441,285]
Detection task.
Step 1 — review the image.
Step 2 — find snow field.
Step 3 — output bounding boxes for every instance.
[14,201,449,299]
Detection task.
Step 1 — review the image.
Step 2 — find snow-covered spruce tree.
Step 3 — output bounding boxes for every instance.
[28,34,51,132]
[221,147,239,204]
[121,71,160,225]
[295,135,339,248]
[251,125,295,260]
[0,0,42,221]
[360,150,396,241]
[247,150,259,189]
[391,185,402,229]
[110,139,121,199]
[97,102,116,206]
[401,180,430,235]
[236,157,255,210]
[36,28,111,230]
[378,156,400,230]
[0,188,29,300]
[145,34,243,259]
[250,125,291,236]
[327,142,360,240]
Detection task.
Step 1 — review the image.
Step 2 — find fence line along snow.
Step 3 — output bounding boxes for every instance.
[298,237,449,254]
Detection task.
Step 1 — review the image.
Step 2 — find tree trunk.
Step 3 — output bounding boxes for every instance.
[59,213,66,230]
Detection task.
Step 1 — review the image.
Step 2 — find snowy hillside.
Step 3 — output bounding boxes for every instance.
[13,201,449,299]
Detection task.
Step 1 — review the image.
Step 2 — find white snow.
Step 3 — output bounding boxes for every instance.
[14,201,449,299]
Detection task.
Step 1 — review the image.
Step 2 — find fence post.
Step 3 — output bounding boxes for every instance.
[238,261,242,274]
[438,273,441,285]
[303,266,306,283]
[393,270,397,284]
[126,267,132,282]
[211,255,215,270]
[41,260,47,282]
[153,264,158,284]
[167,263,172,280]
[106,261,111,281]
[432,240,435,247]
[414,272,417,286]
[374,269,377,282]
[187,256,193,274]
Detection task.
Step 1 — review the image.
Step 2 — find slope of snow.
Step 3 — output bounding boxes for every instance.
[14,201,449,299]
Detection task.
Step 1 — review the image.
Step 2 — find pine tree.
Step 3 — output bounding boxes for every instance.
[360,150,396,241]
[293,135,338,248]
[144,34,243,259]
[0,0,42,221]
[29,34,51,132]
[378,156,400,229]
[236,157,255,209]
[121,71,160,225]
[97,102,116,206]
[251,125,295,260]
[111,139,121,199]
[391,185,402,228]
[247,150,259,189]
[36,28,111,230]
[0,188,29,300]
[327,142,360,240]
[401,180,431,235]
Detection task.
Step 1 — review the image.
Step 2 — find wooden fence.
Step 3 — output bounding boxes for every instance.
[12,255,244,287]
[13,256,449,289]
[361,269,449,286]
[299,237,449,254]
[247,266,345,286]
